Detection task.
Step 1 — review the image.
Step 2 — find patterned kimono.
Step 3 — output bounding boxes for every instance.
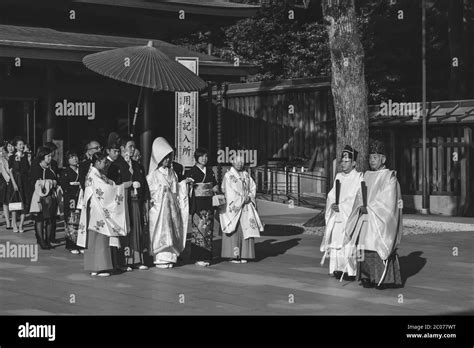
[76,167,128,272]
[321,168,363,276]
[219,167,264,259]
[187,165,217,263]
[147,166,189,265]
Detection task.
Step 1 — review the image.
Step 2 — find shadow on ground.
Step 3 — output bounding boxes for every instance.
[399,251,427,286]
[254,238,301,261]
[261,224,305,237]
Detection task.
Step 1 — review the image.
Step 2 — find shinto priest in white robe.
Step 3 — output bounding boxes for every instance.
[147,137,189,265]
[344,162,403,287]
[219,167,264,239]
[76,166,128,248]
[321,167,362,276]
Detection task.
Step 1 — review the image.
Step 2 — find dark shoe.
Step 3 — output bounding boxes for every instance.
[360,279,375,288]
[375,284,386,290]
[343,274,356,281]
[333,271,343,279]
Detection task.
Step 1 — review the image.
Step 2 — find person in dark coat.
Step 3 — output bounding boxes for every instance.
[8,137,31,233]
[29,147,59,249]
[107,137,150,271]
[104,132,120,175]
[44,142,59,175]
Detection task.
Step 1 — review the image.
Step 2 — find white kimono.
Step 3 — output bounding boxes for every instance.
[76,167,128,248]
[321,168,362,276]
[219,167,264,239]
[147,166,189,264]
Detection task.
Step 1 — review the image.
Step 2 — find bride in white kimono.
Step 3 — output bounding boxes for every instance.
[219,155,264,263]
[76,152,131,277]
[147,137,191,269]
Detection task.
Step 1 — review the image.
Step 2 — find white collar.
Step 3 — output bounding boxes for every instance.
[197,165,206,174]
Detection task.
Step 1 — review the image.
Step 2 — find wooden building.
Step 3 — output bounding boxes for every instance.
[0,0,258,170]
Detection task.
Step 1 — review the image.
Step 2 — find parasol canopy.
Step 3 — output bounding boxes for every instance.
[82,40,207,92]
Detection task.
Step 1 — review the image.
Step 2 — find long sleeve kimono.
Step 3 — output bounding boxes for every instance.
[344,168,403,287]
[219,167,264,239]
[76,167,128,249]
[321,168,362,276]
[147,166,189,264]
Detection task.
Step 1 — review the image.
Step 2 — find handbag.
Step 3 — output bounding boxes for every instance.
[212,194,226,207]
[8,190,24,211]
[39,168,58,219]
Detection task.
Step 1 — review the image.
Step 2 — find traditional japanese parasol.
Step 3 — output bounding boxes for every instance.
[82,40,207,137]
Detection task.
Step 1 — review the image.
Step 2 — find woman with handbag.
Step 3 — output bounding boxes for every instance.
[186,147,219,267]
[29,146,59,250]
[0,144,12,229]
[8,137,31,233]
[219,155,264,264]
[60,152,83,254]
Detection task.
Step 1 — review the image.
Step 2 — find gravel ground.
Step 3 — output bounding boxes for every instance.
[291,219,474,236]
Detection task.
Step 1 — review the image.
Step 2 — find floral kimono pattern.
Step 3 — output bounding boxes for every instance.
[76,167,128,248]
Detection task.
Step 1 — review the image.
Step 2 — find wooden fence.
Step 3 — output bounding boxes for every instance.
[208,77,336,182]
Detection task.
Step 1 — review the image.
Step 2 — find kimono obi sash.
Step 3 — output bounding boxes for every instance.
[194,183,214,197]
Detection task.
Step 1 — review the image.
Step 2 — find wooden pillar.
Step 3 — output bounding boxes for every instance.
[140,88,153,174]
[43,66,55,144]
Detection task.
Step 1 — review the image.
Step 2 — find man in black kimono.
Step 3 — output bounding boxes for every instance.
[104,133,120,175]
[107,137,149,271]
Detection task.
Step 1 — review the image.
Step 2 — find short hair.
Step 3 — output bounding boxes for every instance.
[120,137,134,148]
[66,151,78,160]
[92,151,107,165]
[194,147,208,162]
[35,146,52,162]
[44,141,58,151]
[12,136,24,147]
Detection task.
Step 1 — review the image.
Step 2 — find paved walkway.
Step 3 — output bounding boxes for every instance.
[0,203,473,315]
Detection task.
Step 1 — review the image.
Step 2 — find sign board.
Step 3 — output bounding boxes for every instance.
[175,57,199,168]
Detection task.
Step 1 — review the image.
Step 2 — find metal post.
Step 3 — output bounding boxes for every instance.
[216,83,223,188]
[421,0,430,214]
[297,173,301,206]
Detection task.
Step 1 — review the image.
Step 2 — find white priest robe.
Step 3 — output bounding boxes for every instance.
[219,167,264,239]
[321,168,362,276]
[76,167,128,248]
[147,166,189,264]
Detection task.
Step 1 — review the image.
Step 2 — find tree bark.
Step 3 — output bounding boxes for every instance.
[448,0,467,99]
[321,0,369,173]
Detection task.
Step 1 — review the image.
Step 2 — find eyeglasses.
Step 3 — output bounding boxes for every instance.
[88,146,102,151]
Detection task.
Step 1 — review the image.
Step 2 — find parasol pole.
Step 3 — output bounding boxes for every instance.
[130,86,144,138]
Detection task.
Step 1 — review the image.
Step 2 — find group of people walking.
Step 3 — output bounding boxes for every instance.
[0,134,264,277]
[1,133,402,290]
[321,140,403,290]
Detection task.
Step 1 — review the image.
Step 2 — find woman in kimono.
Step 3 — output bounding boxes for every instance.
[187,147,218,267]
[60,152,83,254]
[8,137,31,233]
[219,155,264,263]
[29,147,59,250]
[147,137,191,269]
[76,152,131,277]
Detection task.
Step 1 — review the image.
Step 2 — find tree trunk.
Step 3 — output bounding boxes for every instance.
[304,0,369,228]
[322,0,369,173]
[448,0,467,99]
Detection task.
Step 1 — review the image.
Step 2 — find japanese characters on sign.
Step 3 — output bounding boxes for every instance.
[175,57,199,167]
